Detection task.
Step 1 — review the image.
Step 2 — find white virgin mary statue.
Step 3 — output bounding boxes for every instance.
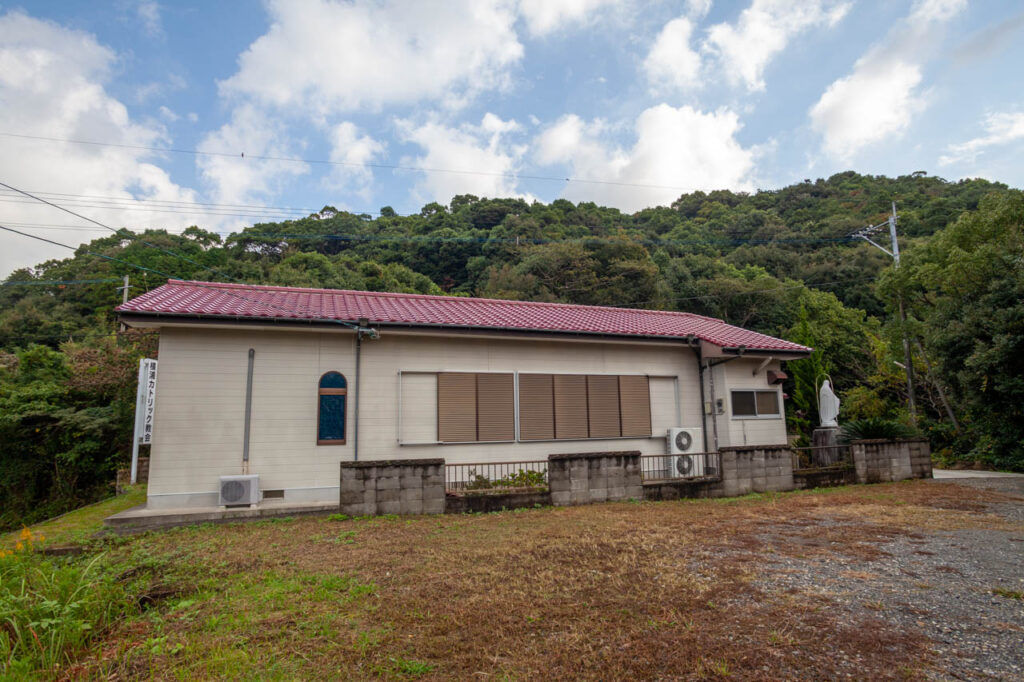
[818,379,840,428]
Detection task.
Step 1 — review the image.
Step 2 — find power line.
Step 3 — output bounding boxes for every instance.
[0,131,699,192]
[0,224,179,279]
[227,230,860,248]
[0,181,242,284]
[1,277,122,287]
[0,222,359,329]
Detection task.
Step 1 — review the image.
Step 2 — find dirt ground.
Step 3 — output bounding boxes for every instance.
[78,479,1024,681]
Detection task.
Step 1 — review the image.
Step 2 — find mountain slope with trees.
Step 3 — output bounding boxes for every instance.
[1,171,1020,528]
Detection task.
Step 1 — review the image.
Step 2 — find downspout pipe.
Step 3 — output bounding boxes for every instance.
[242,348,255,474]
[353,319,379,462]
[692,345,709,453]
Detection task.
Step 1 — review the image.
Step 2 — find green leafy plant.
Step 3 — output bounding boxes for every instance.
[0,530,137,676]
[839,417,917,443]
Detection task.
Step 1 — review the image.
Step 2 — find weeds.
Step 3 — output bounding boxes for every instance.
[992,587,1023,600]
[0,528,137,677]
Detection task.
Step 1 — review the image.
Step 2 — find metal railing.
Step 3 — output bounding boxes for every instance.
[640,452,721,482]
[445,460,549,493]
[790,445,853,472]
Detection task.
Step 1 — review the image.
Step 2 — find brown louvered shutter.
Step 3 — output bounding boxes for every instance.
[438,373,477,442]
[553,374,588,439]
[618,375,652,437]
[587,375,621,438]
[519,374,554,440]
[477,373,514,441]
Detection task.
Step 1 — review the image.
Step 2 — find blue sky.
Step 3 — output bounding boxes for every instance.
[1,0,1023,275]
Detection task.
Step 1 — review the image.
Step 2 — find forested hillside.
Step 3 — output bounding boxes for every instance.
[2,171,1021,528]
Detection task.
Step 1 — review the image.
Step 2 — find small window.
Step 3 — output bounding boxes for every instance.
[731,390,780,418]
[318,372,347,444]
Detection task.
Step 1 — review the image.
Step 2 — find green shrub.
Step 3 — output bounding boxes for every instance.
[0,529,136,677]
[839,417,917,443]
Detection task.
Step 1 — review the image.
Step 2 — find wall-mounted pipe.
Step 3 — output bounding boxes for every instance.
[692,346,710,453]
[242,348,255,474]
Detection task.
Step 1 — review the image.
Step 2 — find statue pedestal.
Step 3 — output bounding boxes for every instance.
[811,427,842,467]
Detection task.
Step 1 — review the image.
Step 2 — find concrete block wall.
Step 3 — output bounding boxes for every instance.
[548,451,643,506]
[715,444,795,497]
[852,438,931,483]
[340,459,445,516]
[907,438,933,479]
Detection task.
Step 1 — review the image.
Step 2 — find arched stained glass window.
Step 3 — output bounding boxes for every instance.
[317,372,347,444]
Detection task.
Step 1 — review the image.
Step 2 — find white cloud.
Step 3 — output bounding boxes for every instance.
[136,1,162,38]
[157,105,178,122]
[196,103,309,209]
[535,105,757,212]
[809,0,967,160]
[705,0,850,92]
[0,12,203,277]
[325,122,385,202]
[221,0,523,115]
[939,111,1024,166]
[517,0,622,36]
[644,17,702,95]
[397,113,528,204]
[686,0,713,18]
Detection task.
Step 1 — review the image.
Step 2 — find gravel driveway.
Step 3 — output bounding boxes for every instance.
[752,477,1024,680]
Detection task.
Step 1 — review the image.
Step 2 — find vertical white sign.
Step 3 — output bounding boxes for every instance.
[141,359,158,444]
[131,358,158,484]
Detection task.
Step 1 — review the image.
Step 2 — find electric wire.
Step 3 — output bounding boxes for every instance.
[0,222,358,329]
[0,131,701,192]
[0,278,122,284]
[0,181,243,284]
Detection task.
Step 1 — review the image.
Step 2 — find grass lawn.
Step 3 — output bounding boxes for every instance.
[10,480,1024,680]
[1,485,147,549]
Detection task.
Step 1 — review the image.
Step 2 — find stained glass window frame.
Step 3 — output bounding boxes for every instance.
[317,372,347,445]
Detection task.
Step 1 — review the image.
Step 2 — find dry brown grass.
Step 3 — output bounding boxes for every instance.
[75,480,1020,680]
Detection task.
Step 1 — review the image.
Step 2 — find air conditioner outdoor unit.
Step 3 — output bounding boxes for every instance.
[219,474,261,507]
[667,427,705,477]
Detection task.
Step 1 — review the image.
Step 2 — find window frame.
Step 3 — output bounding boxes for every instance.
[317,371,348,445]
[729,389,782,420]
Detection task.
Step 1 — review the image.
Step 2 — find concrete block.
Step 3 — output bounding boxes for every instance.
[378,500,401,515]
[380,466,400,480]
[377,488,400,503]
[606,486,626,501]
[570,490,589,505]
[423,483,445,499]
[377,476,400,491]
[400,474,424,489]
[341,478,366,493]
[570,477,589,492]
[341,468,359,483]
[340,489,365,506]
[340,502,372,516]
[423,498,446,515]
[589,488,608,503]
[363,488,377,505]
[401,498,424,515]
[624,485,643,500]
[551,490,572,506]
[423,474,445,488]
[401,487,423,503]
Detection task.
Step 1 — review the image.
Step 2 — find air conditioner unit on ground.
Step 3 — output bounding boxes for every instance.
[219,474,261,507]
[667,427,705,477]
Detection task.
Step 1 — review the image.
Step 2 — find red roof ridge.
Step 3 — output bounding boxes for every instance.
[160,279,727,324]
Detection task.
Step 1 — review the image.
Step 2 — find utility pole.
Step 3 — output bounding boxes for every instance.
[120,274,130,304]
[851,202,917,425]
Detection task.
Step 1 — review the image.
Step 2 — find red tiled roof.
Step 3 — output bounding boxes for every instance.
[117,280,811,353]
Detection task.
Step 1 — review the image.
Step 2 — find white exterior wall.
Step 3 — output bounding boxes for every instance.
[147,325,789,509]
[706,358,788,448]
